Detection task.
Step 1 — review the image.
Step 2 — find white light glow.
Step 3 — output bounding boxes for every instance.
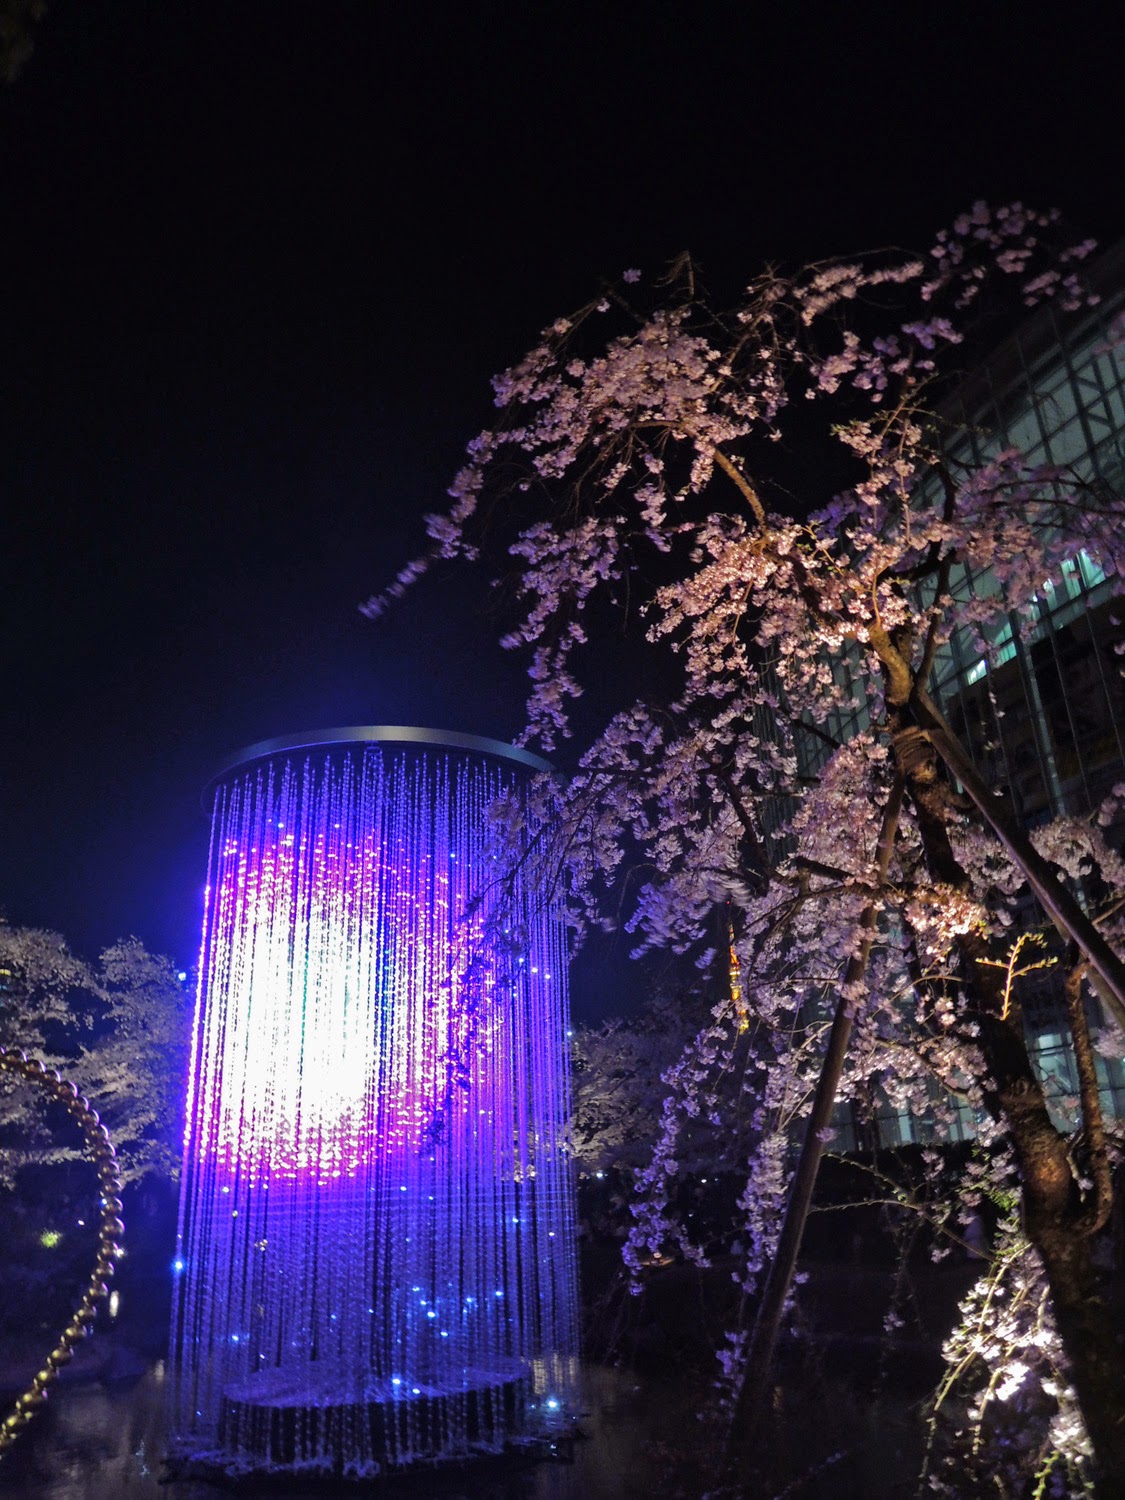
[169,743,578,1472]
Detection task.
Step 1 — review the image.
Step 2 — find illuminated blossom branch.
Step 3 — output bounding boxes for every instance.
[366,206,1125,1492]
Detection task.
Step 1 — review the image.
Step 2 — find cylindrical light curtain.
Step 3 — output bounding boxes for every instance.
[169,732,578,1475]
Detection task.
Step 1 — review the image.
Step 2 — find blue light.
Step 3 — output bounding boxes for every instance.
[546,1397,560,1411]
[171,736,579,1466]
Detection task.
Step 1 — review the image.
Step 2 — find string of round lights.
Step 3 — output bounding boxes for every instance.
[0,1046,125,1457]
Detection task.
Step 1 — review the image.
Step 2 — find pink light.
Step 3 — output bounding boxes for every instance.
[170,740,578,1472]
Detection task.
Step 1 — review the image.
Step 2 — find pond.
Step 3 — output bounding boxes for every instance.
[0,1253,959,1497]
[0,1354,687,1500]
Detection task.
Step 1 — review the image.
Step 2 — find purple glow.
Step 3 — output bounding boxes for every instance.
[169,742,577,1472]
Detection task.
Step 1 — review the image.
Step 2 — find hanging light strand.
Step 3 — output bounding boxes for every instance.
[170,741,578,1473]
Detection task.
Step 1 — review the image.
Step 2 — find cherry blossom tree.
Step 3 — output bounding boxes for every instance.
[367,206,1125,1492]
[570,998,689,1178]
[0,921,191,1188]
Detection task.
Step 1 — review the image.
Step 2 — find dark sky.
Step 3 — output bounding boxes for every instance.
[0,3,1120,984]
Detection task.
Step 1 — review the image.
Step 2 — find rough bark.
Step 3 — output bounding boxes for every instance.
[904,741,1125,1496]
[1062,949,1114,1236]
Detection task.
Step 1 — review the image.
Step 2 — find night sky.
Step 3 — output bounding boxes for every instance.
[0,4,1120,995]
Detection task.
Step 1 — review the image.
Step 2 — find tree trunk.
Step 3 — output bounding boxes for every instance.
[906,751,1125,1496]
[1010,1080,1125,1492]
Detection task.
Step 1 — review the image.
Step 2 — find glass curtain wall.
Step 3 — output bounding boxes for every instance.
[791,246,1125,1147]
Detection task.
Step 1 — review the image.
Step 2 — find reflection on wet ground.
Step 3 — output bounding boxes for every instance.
[0,1360,677,1500]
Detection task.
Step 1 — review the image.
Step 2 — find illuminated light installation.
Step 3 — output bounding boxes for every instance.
[169,728,578,1475]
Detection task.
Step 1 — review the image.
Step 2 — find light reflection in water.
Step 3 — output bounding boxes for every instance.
[0,1361,660,1500]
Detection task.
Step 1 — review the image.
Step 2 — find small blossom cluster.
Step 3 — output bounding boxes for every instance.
[364,208,1125,1476]
[923,1201,1093,1498]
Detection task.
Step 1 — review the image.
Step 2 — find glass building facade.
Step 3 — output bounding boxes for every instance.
[809,243,1125,1147]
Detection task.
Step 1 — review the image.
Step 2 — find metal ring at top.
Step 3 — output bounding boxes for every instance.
[204,725,552,806]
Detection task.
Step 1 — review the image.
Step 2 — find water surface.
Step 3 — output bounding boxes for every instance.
[0,1360,675,1500]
